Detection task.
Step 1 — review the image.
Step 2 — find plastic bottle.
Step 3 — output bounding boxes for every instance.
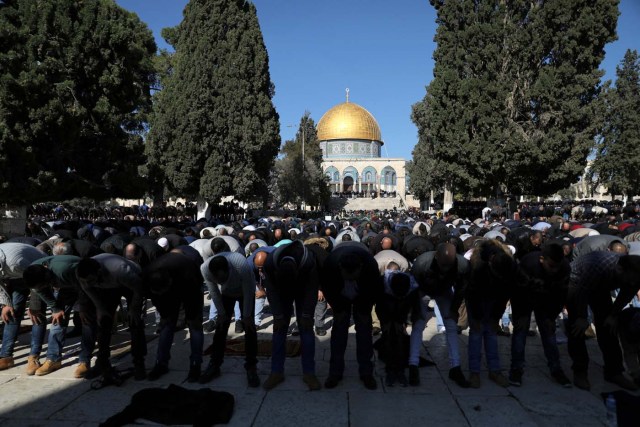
[605,394,617,427]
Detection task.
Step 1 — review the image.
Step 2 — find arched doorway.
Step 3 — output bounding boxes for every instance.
[343,176,354,193]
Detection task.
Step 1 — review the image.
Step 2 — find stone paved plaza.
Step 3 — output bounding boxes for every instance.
[0,304,630,427]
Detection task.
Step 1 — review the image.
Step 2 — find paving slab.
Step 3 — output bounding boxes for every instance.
[0,377,90,420]
[350,392,467,426]
[457,395,538,427]
[254,389,348,427]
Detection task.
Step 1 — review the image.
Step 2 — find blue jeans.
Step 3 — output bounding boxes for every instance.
[208,300,242,321]
[40,287,78,361]
[255,296,266,326]
[409,296,429,366]
[468,321,500,373]
[0,280,46,358]
[434,290,462,368]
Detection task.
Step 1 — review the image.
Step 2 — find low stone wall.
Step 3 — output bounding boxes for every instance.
[0,204,27,236]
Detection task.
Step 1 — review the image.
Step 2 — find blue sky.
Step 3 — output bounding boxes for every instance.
[117,0,639,160]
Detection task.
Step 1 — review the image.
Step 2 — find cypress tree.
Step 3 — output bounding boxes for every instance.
[589,49,640,199]
[274,112,328,210]
[147,0,280,205]
[0,0,156,203]
[410,0,618,198]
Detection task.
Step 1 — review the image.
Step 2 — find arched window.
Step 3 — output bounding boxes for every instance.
[333,172,339,182]
[365,171,372,182]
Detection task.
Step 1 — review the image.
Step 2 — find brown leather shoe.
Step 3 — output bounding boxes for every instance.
[35,359,62,376]
[0,356,15,370]
[303,373,321,391]
[74,362,89,379]
[25,356,41,376]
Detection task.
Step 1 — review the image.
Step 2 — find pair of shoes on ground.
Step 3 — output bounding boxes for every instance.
[198,363,221,383]
[385,371,408,387]
[263,372,321,391]
[361,374,377,390]
[148,363,169,381]
[324,374,342,389]
[488,371,509,387]
[509,368,571,388]
[468,371,508,388]
[449,366,470,388]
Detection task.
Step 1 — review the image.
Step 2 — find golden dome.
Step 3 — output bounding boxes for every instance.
[316,101,382,143]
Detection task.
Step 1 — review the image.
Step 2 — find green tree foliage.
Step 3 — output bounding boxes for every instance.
[588,49,640,198]
[147,0,280,204]
[274,112,329,209]
[0,0,156,203]
[410,0,618,199]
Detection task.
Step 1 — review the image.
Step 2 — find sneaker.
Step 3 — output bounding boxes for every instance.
[246,369,260,388]
[372,326,382,336]
[315,327,327,336]
[187,364,201,383]
[551,369,572,388]
[605,373,639,391]
[449,366,470,388]
[385,372,396,387]
[147,363,169,381]
[263,373,285,390]
[235,321,244,334]
[573,371,591,390]
[324,374,342,389]
[397,371,409,387]
[489,371,509,387]
[35,359,62,376]
[0,356,14,371]
[409,365,420,386]
[303,373,321,391]
[26,356,41,376]
[198,363,221,383]
[73,362,89,379]
[469,372,481,388]
[508,369,523,387]
[360,374,377,390]
[203,319,217,333]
